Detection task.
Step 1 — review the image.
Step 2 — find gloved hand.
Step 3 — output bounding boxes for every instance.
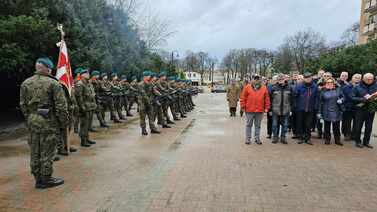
[337,99,343,104]
[317,113,322,119]
[268,112,273,116]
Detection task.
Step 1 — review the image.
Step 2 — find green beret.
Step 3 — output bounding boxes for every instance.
[74,68,83,75]
[80,69,89,74]
[101,73,108,78]
[159,72,167,77]
[36,57,54,69]
[111,73,118,78]
[121,75,127,80]
[91,70,100,77]
[132,76,138,81]
[143,71,151,77]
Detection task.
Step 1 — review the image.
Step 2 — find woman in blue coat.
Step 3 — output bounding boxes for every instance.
[318,78,345,146]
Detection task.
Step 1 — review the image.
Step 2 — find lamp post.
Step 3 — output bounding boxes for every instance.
[171,50,179,74]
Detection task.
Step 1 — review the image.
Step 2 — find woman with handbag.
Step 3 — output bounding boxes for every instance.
[318,78,345,146]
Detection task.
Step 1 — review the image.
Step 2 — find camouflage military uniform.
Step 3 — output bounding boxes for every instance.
[102,78,120,122]
[74,78,97,146]
[90,79,107,127]
[120,79,132,116]
[111,78,125,120]
[128,79,139,113]
[138,81,159,134]
[151,80,167,127]
[20,69,68,185]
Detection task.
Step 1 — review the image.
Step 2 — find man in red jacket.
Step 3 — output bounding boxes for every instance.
[240,75,271,145]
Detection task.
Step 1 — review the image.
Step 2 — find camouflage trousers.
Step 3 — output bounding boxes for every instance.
[57,127,68,151]
[80,111,92,143]
[113,96,124,119]
[153,104,166,125]
[28,132,57,178]
[139,103,157,131]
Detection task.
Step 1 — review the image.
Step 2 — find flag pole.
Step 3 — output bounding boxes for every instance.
[57,23,72,154]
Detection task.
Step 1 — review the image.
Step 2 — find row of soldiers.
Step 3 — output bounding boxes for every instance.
[20,58,197,189]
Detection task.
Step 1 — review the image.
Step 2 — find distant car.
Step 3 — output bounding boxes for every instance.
[211,85,226,93]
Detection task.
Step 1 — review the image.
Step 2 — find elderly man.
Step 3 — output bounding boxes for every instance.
[338,72,349,88]
[241,75,270,145]
[226,80,241,117]
[270,74,293,144]
[342,74,361,141]
[352,73,377,148]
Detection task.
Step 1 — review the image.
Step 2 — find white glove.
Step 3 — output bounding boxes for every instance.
[317,114,322,119]
[337,99,343,104]
[268,112,273,116]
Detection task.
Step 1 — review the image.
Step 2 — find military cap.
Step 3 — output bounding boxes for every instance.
[91,70,100,77]
[132,75,138,81]
[80,69,89,74]
[121,75,127,80]
[36,57,54,69]
[303,72,313,78]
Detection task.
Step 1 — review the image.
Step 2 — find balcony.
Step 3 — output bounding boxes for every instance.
[364,23,376,35]
[365,0,377,13]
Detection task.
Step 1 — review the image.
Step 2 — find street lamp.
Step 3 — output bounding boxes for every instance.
[171,50,179,74]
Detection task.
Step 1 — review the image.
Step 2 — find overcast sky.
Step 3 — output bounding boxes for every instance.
[146,0,360,59]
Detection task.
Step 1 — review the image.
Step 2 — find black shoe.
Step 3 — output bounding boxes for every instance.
[272,138,279,144]
[151,129,161,134]
[127,113,133,117]
[181,115,187,118]
[298,140,304,144]
[356,143,364,148]
[81,142,91,148]
[245,142,251,145]
[119,116,126,120]
[89,128,98,132]
[142,129,148,136]
[58,149,69,156]
[162,125,171,129]
[53,156,60,162]
[113,119,122,123]
[266,135,272,139]
[292,135,300,139]
[364,144,374,149]
[305,140,313,145]
[167,120,175,125]
[36,177,64,189]
[100,124,110,128]
[69,147,77,153]
[281,138,288,144]
[174,118,181,121]
[87,140,96,145]
[255,141,262,145]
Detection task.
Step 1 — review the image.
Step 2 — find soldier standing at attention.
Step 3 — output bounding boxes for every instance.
[102,73,121,123]
[128,76,139,114]
[90,70,108,128]
[20,57,68,189]
[138,71,161,135]
[158,72,175,125]
[111,73,126,120]
[74,68,97,147]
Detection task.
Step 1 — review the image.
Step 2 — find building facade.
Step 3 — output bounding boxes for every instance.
[359,0,377,44]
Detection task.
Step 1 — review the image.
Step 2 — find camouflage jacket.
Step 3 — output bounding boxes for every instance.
[111,80,123,97]
[74,79,97,113]
[20,72,69,133]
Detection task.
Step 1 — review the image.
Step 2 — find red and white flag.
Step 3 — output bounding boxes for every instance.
[56,40,74,95]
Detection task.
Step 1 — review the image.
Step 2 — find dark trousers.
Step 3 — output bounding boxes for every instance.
[354,109,375,145]
[267,113,273,136]
[324,121,340,140]
[290,112,298,135]
[342,111,354,138]
[296,111,314,141]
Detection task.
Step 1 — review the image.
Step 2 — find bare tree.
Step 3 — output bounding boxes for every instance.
[341,22,360,47]
[285,29,327,73]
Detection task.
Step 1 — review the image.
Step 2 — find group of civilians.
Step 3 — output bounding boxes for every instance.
[226,70,377,148]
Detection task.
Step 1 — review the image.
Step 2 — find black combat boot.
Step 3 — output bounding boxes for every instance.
[68,147,77,153]
[162,124,171,129]
[100,123,110,128]
[167,120,175,125]
[87,140,96,145]
[36,176,64,189]
[81,140,91,147]
[58,148,69,156]
[127,113,133,117]
[34,176,42,189]
[151,129,161,134]
[89,128,98,132]
[53,156,60,162]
